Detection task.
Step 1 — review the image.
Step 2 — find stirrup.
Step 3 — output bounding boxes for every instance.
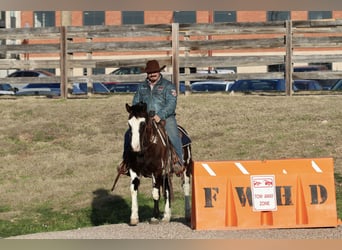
[172,161,185,176]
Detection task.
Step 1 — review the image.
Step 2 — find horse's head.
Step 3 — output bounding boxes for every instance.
[126,102,149,152]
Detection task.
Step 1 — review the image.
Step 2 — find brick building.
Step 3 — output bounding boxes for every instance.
[1,11,341,75]
[14,11,341,27]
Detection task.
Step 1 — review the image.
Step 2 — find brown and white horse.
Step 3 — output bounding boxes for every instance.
[116,102,193,225]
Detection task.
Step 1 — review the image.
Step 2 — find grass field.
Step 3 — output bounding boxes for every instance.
[0,93,341,237]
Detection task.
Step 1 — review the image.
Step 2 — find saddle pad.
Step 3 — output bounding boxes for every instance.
[178,125,192,147]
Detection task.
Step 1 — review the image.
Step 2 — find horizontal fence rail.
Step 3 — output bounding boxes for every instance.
[0,19,342,97]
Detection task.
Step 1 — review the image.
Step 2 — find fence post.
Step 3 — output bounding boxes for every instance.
[60,26,67,99]
[172,23,180,94]
[285,20,293,96]
[86,37,93,97]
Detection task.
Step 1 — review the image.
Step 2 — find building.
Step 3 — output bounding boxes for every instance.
[1,11,341,76]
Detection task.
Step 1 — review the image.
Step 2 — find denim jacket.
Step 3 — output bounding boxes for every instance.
[132,74,177,120]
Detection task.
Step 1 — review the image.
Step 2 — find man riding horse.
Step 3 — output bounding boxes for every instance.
[120,59,184,175]
[113,60,192,225]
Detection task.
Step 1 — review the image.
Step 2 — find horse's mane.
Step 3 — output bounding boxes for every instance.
[126,101,149,120]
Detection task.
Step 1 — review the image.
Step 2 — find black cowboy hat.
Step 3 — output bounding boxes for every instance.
[144,60,166,73]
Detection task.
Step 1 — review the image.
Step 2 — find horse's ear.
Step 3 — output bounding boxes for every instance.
[126,103,132,113]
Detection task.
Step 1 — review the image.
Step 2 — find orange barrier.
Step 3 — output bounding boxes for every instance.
[191,158,340,230]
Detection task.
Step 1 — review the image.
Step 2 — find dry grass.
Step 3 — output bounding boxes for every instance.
[0,93,342,225]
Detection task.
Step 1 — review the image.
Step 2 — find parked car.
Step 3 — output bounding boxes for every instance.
[104,82,186,94]
[103,66,145,87]
[188,68,235,89]
[330,79,342,91]
[103,82,139,93]
[0,83,17,95]
[314,79,338,90]
[229,79,292,92]
[293,80,323,91]
[293,65,328,72]
[7,69,55,78]
[110,66,144,75]
[191,81,233,92]
[15,83,61,96]
[197,68,235,75]
[72,82,110,95]
[7,69,59,96]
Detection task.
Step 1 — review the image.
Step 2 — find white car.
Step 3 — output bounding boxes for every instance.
[190,81,234,92]
[0,83,16,95]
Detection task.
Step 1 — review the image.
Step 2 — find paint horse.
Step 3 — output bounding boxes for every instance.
[113,102,193,225]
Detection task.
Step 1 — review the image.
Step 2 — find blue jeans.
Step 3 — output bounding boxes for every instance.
[164,115,183,164]
[123,115,183,164]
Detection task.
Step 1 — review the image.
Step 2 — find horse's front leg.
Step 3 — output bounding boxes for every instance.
[150,175,160,224]
[161,175,171,223]
[129,169,140,226]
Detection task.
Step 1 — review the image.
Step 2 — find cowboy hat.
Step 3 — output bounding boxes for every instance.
[144,60,166,73]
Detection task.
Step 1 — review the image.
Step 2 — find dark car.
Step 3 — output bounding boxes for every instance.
[190,81,232,92]
[110,66,144,75]
[293,65,328,72]
[293,80,323,91]
[330,79,342,91]
[7,69,55,78]
[230,79,293,92]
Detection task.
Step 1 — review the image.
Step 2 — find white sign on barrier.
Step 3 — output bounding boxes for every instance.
[251,175,277,211]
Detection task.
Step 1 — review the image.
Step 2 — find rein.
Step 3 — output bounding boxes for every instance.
[140,117,168,153]
[152,120,167,147]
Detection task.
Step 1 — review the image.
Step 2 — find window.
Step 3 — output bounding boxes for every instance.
[308,11,332,20]
[122,11,144,24]
[0,11,5,28]
[34,11,55,27]
[92,68,105,75]
[267,11,291,21]
[214,11,236,23]
[268,64,285,72]
[173,11,196,24]
[10,11,16,28]
[83,11,105,26]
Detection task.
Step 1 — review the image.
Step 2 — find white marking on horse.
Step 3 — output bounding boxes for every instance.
[128,116,146,152]
[152,175,159,200]
[162,189,171,222]
[129,169,139,225]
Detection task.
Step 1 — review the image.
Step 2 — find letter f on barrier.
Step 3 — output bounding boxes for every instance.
[203,187,219,207]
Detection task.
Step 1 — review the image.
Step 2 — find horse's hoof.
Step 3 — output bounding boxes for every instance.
[149,217,160,224]
[130,218,139,226]
[161,217,171,223]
